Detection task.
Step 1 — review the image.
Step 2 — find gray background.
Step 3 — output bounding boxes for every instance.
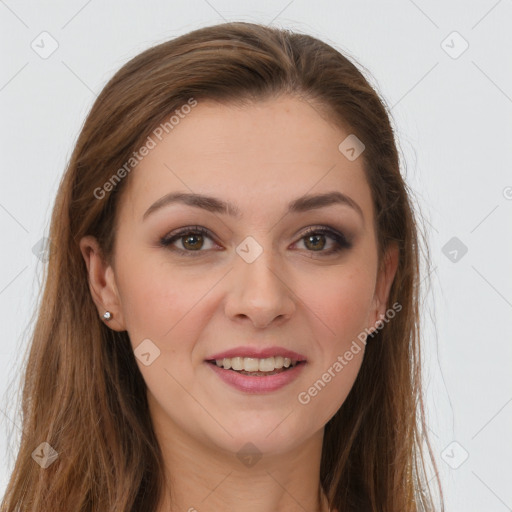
[1,1,511,510]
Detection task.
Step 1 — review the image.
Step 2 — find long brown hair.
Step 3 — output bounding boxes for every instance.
[1,21,443,511]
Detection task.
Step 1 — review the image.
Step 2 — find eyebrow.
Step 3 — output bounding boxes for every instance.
[142,190,364,222]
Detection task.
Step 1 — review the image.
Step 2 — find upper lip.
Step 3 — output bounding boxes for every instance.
[206,346,307,361]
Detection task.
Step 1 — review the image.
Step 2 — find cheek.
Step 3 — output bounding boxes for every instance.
[116,262,206,397]
[295,266,375,422]
[116,254,207,339]
[306,266,376,345]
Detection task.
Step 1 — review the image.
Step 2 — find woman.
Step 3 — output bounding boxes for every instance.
[1,21,444,512]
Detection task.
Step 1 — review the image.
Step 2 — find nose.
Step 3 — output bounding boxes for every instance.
[224,247,296,329]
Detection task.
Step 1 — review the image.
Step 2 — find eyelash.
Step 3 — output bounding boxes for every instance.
[159,225,352,257]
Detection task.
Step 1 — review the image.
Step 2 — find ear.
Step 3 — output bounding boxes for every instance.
[79,235,126,331]
[368,241,399,332]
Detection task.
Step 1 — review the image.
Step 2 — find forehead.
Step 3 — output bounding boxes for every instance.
[120,95,373,223]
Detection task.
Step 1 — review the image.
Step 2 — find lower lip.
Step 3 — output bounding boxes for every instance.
[206,361,306,393]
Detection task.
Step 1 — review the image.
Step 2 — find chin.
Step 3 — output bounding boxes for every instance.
[201,411,318,458]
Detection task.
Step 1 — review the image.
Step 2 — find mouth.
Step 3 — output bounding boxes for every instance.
[206,356,306,377]
[204,347,308,393]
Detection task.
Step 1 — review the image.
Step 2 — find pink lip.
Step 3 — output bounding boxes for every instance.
[206,346,307,361]
[206,360,306,393]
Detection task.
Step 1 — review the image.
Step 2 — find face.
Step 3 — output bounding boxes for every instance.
[81,95,398,457]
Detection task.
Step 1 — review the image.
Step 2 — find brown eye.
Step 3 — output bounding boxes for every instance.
[303,233,327,251]
[181,232,205,250]
[160,226,218,256]
[296,227,352,255]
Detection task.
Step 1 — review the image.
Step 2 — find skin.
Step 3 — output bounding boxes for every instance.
[80,95,398,512]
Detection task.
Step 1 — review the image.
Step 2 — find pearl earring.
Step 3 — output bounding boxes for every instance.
[103,311,112,321]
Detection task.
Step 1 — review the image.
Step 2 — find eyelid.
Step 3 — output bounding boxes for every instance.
[160,225,219,249]
[160,224,352,255]
[298,225,351,245]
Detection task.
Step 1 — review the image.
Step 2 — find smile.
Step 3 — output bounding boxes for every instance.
[205,357,306,393]
[210,356,300,374]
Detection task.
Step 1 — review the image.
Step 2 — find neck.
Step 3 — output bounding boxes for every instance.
[153,418,328,512]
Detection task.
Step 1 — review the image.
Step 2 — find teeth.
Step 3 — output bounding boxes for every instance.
[214,356,299,372]
[259,357,275,372]
[244,358,260,372]
[231,357,243,371]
